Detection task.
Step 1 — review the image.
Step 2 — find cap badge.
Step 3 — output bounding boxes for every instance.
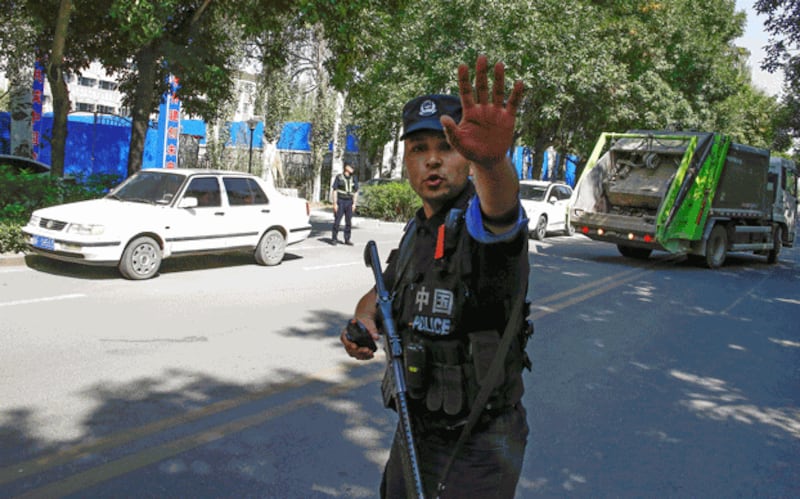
[418,99,437,117]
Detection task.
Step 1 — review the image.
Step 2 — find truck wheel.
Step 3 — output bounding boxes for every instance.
[532,215,547,240]
[705,225,727,269]
[617,244,652,259]
[767,226,782,264]
[119,236,162,280]
[255,229,286,266]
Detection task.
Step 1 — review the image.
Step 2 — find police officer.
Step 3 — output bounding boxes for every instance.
[341,56,530,498]
[331,162,359,245]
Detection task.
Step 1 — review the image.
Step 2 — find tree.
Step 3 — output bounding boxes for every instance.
[101,0,242,176]
[43,0,72,177]
[755,0,800,152]
[0,1,37,158]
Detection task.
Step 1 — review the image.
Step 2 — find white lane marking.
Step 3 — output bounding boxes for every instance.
[0,293,86,307]
[0,267,32,274]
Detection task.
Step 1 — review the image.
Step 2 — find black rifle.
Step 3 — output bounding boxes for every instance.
[363,240,426,499]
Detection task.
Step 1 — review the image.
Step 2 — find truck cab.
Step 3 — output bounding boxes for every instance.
[768,156,797,248]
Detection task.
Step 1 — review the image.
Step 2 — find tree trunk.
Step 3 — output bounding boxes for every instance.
[531,134,548,181]
[330,91,346,177]
[8,62,33,158]
[47,72,69,177]
[44,0,72,177]
[261,140,283,188]
[126,45,159,176]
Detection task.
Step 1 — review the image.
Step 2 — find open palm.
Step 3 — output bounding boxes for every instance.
[441,55,524,167]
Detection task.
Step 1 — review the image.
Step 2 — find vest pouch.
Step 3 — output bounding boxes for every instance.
[404,340,427,399]
[468,330,505,389]
[425,340,464,416]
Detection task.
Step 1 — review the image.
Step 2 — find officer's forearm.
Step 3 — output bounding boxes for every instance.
[471,156,520,229]
[354,288,379,331]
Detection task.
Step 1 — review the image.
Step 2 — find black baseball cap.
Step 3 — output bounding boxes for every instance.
[400,94,462,140]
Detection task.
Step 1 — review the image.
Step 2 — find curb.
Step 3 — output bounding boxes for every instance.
[0,252,27,267]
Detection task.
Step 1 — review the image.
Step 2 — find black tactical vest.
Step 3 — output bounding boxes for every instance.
[382,201,532,427]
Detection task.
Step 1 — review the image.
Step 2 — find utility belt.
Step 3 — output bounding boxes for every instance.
[413,402,521,436]
[381,325,531,425]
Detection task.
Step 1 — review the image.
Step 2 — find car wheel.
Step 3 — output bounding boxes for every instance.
[705,224,727,269]
[119,236,161,280]
[255,229,286,266]
[767,226,782,264]
[532,215,547,240]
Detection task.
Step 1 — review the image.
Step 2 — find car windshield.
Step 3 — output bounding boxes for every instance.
[109,171,186,204]
[519,184,547,201]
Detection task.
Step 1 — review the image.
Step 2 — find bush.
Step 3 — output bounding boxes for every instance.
[0,221,25,253]
[0,164,122,253]
[358,181,421,222]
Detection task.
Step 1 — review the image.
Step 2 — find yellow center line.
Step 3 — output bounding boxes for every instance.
[12,370,382,499]
[0,363,369,486]
[532,269,651,320]
[534,266,645,308]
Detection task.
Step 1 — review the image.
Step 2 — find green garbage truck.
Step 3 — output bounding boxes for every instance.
[569,130,797,268]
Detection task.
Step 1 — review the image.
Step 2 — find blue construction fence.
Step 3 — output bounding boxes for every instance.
[511,146,578,187]
[0,112,358,180]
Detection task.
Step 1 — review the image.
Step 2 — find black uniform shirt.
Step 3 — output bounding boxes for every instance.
[384,182,528,335]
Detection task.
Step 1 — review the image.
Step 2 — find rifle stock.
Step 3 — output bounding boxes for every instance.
[363,240,426,499]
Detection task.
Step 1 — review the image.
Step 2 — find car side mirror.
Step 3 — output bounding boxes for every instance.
[548,196,557,204]
[179,196,198,208]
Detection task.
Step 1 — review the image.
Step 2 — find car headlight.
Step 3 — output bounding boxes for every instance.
[28,215,41,227]
[67,223,105,235]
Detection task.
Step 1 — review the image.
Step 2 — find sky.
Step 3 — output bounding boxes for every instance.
[735,0,784,96]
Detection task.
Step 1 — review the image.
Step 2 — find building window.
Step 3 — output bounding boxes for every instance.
[99,80,117,91]
[78,77,97,87]
[97,105,115,115]
[76,102,95,112]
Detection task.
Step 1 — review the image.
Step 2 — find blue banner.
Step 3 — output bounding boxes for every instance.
[32,60,46,160]
[163,75,181,168]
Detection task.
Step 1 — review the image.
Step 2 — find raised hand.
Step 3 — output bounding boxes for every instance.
[440,55,524,168]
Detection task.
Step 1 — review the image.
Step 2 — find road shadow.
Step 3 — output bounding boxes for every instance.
[520,245,800,497]
[22,250,305,280]
[0,358,390,498]
[3,260,798,497]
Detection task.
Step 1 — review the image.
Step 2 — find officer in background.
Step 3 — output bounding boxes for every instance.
[340,56,531,498]
[330,162,359,245]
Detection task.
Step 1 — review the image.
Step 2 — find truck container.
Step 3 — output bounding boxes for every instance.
[569,130,797,267]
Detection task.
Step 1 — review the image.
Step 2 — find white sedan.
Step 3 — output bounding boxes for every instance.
[23,169,312,279]
[519,180,574,240]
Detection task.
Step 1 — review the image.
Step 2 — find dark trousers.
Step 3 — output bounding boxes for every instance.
[380,404,528,499]
[332,198,354,242]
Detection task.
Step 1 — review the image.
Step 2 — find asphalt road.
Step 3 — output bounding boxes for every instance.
[1,213,798,498]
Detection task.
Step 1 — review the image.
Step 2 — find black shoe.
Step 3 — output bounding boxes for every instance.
[344,241,354,246]
[331,238,340,245]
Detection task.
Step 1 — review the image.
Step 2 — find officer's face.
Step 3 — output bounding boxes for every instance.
[404,131,470,217]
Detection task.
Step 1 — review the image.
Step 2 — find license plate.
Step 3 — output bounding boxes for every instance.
[33,236,55,250]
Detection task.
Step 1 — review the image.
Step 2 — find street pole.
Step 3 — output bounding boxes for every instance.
[247,118,259,174]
